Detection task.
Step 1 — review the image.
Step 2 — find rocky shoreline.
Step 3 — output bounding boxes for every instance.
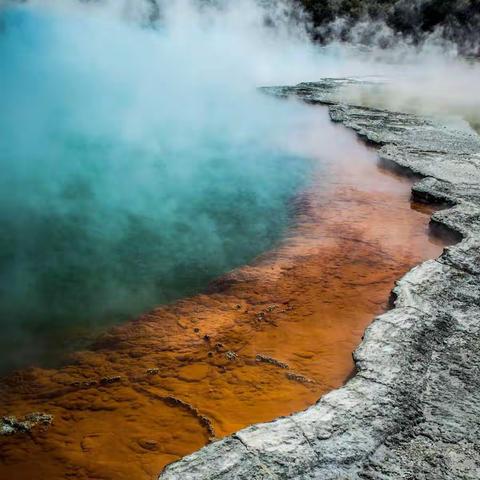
[160,79,480,479]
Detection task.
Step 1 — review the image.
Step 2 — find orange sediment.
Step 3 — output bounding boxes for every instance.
[0,123,448,480]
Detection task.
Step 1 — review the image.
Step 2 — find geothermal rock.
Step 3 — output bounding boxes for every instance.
[1,412,53,436]
[159,79,480,479]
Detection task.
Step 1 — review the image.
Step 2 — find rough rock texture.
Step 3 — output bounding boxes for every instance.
[159,79,480,479]
[0,412,53,436]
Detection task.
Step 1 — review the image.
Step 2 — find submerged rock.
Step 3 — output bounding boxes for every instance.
[99,375,122,385]
[225,351,238,361]
[285,372,314,384]
[1,412,53,436]
[159,79,480,479]
[255,354,289,369]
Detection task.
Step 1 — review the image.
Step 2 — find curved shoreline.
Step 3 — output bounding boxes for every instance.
[0,98,451,480]
[160,80,480,479]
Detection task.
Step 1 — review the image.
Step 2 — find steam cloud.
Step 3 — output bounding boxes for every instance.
[0,0,326,372]
[0,0,478,373]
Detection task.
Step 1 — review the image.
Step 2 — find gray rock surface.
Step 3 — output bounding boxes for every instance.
[160,79,480,479]
[0,412,53,436]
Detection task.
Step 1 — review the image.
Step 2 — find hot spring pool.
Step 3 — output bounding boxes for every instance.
[0,4,318,372]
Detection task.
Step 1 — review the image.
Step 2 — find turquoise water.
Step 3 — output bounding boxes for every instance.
[0,5,318,372]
